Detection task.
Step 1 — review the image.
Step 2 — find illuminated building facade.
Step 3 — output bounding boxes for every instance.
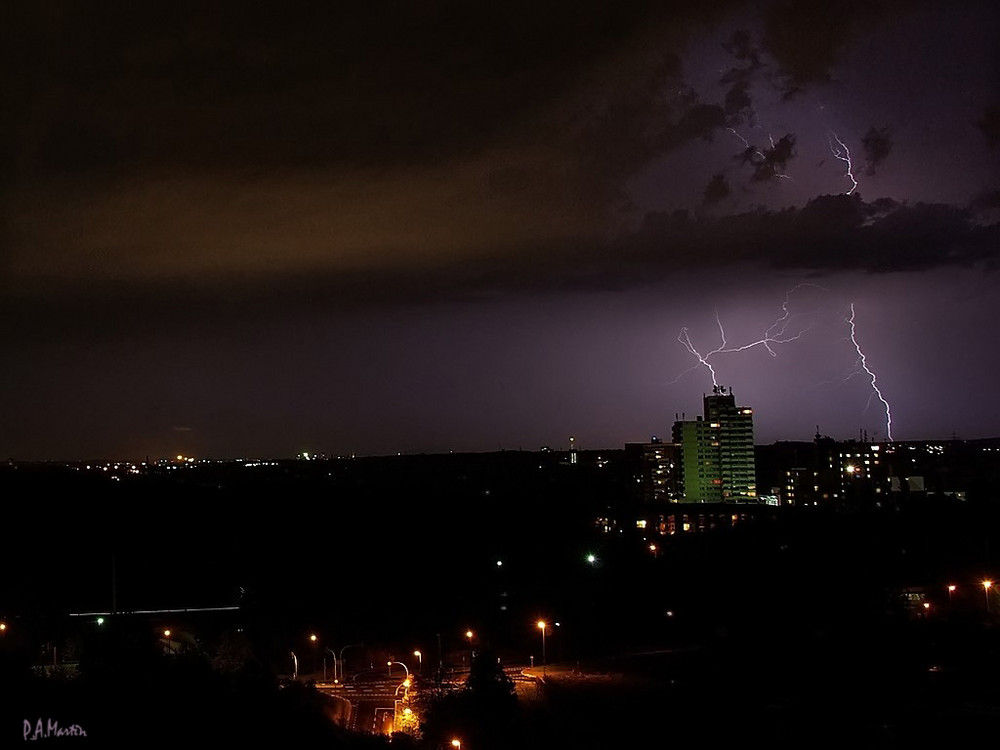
[672,386,757,503]
[625,438,681,503]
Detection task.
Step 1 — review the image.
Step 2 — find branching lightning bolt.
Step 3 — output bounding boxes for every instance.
[828,131,858,195]
[671,289,897,440]
[846,303,893,441]
[729,128,791,180]
[669,284,823,387]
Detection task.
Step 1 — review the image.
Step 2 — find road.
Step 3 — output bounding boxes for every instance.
[316,668,410,735]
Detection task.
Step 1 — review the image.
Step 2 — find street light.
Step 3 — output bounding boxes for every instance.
[413,650,422,674]
[451,739,462,749]
[309,634,321,679]
[387,661,410,679]
[537,621,547,675]
[984,580,993,614]
[339,643,363,682]
[464,630,475,667]
[325,648,339,683]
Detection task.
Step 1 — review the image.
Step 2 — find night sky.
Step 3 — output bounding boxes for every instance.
[3,1,998,460]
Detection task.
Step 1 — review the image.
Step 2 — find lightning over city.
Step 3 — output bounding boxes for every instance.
[671,285,825,388]
[846,302,894,441]
[4,3,1000,745]
[671,286,903,441]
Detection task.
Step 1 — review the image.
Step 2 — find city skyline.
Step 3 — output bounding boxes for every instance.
[3,1,998,459]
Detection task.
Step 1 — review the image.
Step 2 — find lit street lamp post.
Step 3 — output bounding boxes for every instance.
[413,650,422,674]
[325,648,339,682]
[537,620,546,676]
[309,634,319,678]
[339,643,363,682]
[984,580,993,615]
[387,661,410,679]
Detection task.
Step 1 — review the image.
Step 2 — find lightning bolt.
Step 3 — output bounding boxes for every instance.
[828,131,858,195]
[846,303,893,441]
[671,290,897,440]
[729,127,756,153]
[675,323,722,387]
[670,284,823,386]
[730,128,792,180]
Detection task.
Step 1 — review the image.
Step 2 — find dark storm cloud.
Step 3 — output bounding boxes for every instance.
[722,29,762,67]
[702,174,732,206]
[723,81,754,122]
[621,196,1000,276]
[0,3,629,172]
[6,195,997,347]
[0,0,763,188]
[861,127,892,175]
[1,0,755,295]
[761,0,900,94]
[3,3,997,336]
[735,133,797,182]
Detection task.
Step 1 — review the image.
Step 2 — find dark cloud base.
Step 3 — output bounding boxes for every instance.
[4,194,997,347]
